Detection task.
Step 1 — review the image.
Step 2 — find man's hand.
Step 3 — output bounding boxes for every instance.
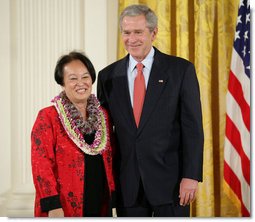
[48,208,64,217]
[179,178,198,206]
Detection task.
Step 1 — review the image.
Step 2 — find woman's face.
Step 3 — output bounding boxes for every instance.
[62,60,92,104]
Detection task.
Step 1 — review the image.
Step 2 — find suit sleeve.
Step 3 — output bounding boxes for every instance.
[31,109,62,212]
[97,71,108,109]
[180,63,204,182]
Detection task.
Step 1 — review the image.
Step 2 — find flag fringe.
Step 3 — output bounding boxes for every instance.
[223,180,242,216]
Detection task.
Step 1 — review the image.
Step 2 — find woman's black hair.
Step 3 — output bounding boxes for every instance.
[54,51,96,86]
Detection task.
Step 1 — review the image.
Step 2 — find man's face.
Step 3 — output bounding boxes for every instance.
[121,15,157,62]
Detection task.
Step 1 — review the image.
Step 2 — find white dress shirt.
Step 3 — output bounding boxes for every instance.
[127,47,155,107]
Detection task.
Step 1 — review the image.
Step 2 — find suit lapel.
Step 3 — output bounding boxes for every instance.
[112,57,137,129]
[138,50,169,134]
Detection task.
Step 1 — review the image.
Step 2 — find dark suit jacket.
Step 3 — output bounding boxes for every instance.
[97,47,204,207]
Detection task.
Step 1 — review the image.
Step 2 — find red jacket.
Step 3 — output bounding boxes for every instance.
[31,105,115,217]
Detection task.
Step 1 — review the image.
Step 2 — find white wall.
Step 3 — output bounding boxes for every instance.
[0,0,118,217]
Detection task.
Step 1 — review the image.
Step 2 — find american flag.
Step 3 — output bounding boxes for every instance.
[224,0,250,217]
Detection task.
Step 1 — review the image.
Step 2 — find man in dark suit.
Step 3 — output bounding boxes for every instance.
[97,4,204,217]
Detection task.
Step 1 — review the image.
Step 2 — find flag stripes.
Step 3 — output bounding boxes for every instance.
[226,92,250,158]
[224,160,250,216]
[223,0,250,217]
[225,115,250,184]
[227,71,250,131]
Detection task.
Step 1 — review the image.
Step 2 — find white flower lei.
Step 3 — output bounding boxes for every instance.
[51,92,109,155]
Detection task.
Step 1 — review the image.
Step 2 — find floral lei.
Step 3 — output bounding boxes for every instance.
[51,91,109,155]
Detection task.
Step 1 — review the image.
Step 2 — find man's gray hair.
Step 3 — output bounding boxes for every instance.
[119,4,158,32]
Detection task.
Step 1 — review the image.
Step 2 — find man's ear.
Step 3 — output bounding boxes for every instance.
[151,27,158,41]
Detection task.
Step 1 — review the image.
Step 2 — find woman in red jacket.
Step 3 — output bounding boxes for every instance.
[31,51,115,217]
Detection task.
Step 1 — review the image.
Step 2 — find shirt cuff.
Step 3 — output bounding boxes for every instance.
[40,194,62,212]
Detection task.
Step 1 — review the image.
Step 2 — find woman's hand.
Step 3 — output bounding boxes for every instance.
[48,208,64,217]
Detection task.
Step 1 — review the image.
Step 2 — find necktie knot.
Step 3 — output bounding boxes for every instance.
[136,63,144,73]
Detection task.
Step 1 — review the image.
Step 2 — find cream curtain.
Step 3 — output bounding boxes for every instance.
[117,0,240,217]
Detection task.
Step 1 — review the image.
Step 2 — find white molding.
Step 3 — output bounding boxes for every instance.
[6,193,34,217]
[107,0,118,65]
[84,0,108,93]
[6,184,35,217]
[1,0,119,217]
[0,0,11,209]
[6,0,85,217]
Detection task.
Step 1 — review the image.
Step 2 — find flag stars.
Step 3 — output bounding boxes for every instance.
[247,0,250,9]
[235,30,240,41]
[237,15,242,24]
[242,46,246,57]
[246,13,250,24]
[233,1,250,78]
[244,31,249,41]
